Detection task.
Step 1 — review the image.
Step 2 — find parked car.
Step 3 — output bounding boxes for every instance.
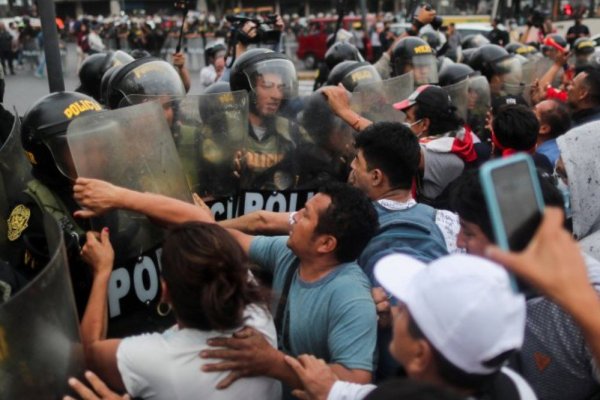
[296,16,375,69]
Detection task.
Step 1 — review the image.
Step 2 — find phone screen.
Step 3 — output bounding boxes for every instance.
[491,160,542,251]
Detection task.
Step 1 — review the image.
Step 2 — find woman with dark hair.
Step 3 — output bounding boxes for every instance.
[79,222,280,399]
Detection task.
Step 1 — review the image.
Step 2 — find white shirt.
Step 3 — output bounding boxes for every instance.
[199,64,218,92]
[328,368,537,400]
[377,199,461,254]
[117,304,281,400]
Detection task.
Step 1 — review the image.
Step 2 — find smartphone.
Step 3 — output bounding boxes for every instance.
[480,154,545,289]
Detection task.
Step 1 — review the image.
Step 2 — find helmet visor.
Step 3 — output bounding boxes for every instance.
[412,54,439,86]
[244,59,299,99]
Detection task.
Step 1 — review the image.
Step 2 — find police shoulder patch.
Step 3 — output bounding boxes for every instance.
[7,204,31,241]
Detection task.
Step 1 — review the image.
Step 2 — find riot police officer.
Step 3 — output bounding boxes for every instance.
[5,92,103,313]
[229,48,304,190]
[313,41,364,90]
[6,91,172,337]
[468,44,522,97]
[390,36,439,86]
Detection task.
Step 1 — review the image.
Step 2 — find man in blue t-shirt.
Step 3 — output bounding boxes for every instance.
[200,182,379,391]
[72,178,379,392]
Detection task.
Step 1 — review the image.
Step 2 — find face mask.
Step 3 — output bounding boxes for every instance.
[554,174,572,219]
[402,119,423,129]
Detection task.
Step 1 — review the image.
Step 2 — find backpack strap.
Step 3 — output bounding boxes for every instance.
[274,258,300,352]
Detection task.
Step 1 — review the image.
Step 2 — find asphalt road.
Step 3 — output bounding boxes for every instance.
[4,43,315,116]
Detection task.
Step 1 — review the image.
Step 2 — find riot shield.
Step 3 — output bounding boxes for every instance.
[466,76,491,137]
[125,91,250,198]
[0,213,84,398]
[0,114,32,253]
[65,101,192,263]
[442,78,469,121]
[351,73,414,123]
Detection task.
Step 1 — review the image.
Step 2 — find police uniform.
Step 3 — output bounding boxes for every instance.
[7,91,174,337]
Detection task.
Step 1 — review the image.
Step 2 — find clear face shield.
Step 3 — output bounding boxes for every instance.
[411,54,439,86]
[245,59,299,100]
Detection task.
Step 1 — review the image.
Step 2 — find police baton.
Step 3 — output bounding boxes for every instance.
[174,0,191,53]
[38,0,65,92]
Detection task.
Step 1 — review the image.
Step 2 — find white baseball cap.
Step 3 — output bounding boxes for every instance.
[374,253,526,375]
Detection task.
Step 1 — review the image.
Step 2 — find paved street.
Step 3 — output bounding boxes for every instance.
[4,43,315,115]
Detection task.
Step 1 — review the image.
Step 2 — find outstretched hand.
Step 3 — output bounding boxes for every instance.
[73,178,123,219]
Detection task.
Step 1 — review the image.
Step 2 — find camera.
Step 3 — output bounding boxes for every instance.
[412,3,444,31]
[226,14,281,45]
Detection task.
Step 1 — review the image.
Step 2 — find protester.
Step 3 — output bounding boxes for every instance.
[450,171,600,399]
[533,99,570,166]
[566,16,590,47]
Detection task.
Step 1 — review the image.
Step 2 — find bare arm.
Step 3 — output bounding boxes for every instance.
[538,51,569,92]
[321,85,373,132]
[73,178,213,227]
[172,52,191,93]
[79,229,126,391]
[201,329,370,390]
[219,211,290,235]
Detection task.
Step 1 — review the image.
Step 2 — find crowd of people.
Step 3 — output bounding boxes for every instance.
[2,4,600,400]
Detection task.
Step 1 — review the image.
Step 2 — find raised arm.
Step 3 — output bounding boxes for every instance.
[79,228,126,392]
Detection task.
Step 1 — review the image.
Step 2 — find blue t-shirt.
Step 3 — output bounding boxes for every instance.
[249,236,377,372]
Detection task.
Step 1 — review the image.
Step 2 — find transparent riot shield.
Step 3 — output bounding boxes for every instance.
[442,78,469,121]
[0,213,84,398]
[65,101,192,262]
[351,73,414,123]
[466,76,491,137]
[125,91,250,198]
[521,59,536,85]
[0,114,32,253]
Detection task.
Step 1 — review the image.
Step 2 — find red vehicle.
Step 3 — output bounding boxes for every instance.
[296,16,374,69]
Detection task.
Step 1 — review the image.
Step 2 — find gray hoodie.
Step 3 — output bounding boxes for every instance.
[557,120,600,259]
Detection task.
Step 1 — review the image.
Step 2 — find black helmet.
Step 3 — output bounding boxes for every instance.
[326,61,381,92]
[439,63,475,86]
[505,43,538,58]
[230,48,298,96]
[100,64,121,106]
[77,50,134,102]
[105,57,186,109]
[129,49,152,59]
[461,34,490,50]
[420,31,441,53]
[573,38,597,71]
[204,81,231,94]
[468,44,512,79]
[391,36,438,84]
[461,48,477,65]
[573,37,596,56]
[324,41,364,70]
[204,42,227,65]
[21,92,103,186]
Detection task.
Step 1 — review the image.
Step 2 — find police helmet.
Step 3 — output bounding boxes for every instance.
[420,31,441,53]
[326,61,381,92]
[105,57,186,109]
[324,41,364,70]
[204,81,231,95]
[21,92,103,185]
[461,34,490,50]
[391,36,438,84]
[468,44,512,80]
[439,63,475,86]
[573,37,596,56]
[230,48,298,98]
[505,43,538,58]
[77,50,134,102]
